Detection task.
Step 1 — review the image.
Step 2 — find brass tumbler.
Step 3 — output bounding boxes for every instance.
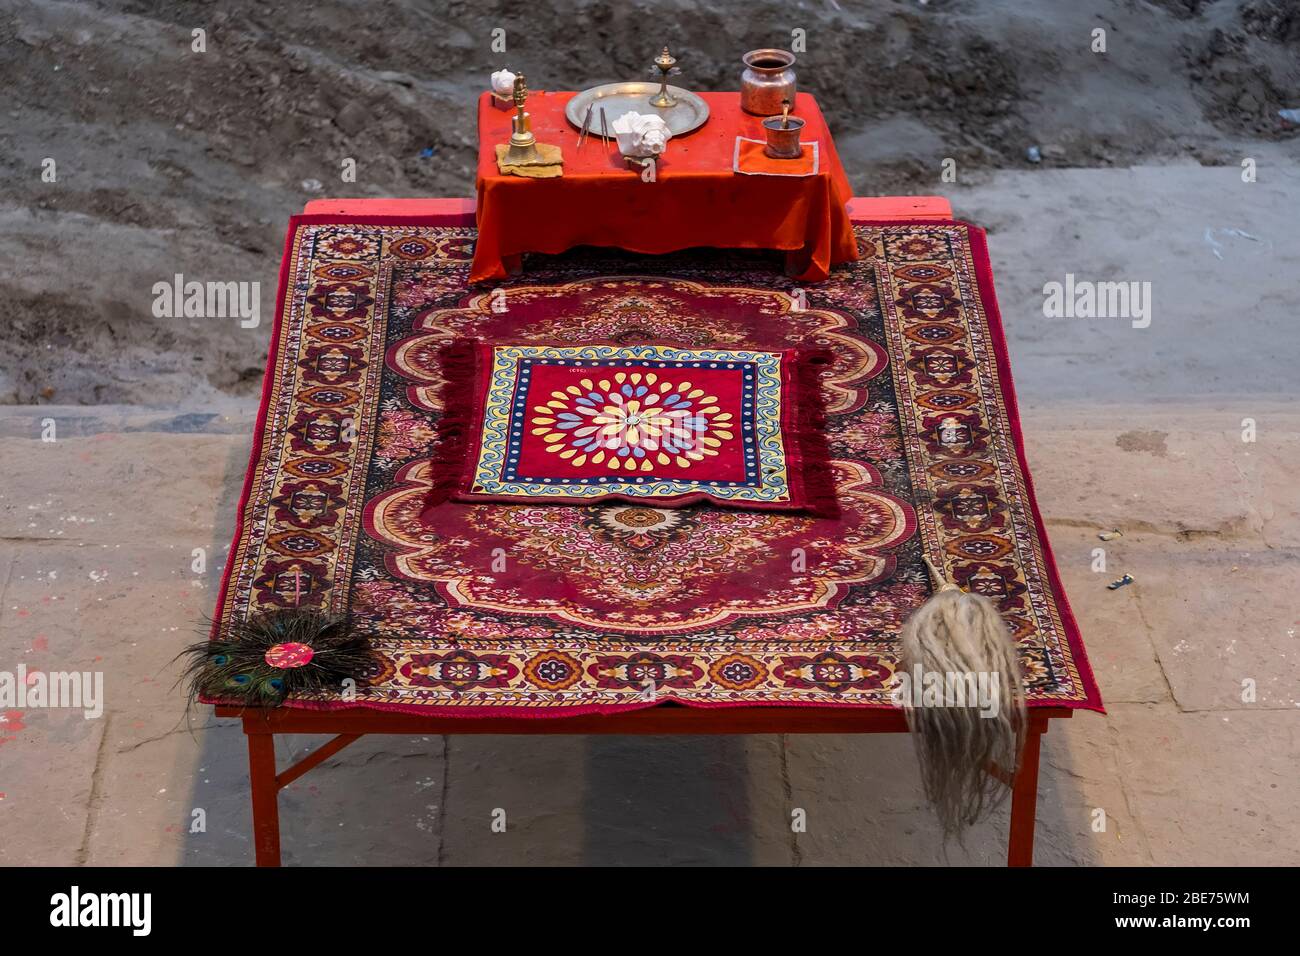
[762,115,805,159]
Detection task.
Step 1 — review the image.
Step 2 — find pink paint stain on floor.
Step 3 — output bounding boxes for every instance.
[30,635,49,653]
[0,710,27,746]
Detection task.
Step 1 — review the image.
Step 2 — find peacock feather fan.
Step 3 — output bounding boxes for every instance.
[179,610,373,709]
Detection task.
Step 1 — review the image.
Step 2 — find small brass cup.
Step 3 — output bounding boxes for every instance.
[762,115,805,159]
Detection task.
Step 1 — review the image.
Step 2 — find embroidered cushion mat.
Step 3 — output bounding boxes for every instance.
[431,341,835,514]
[211,214,1103,716]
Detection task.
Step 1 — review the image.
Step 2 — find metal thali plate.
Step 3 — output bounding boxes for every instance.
[565,82,710,137]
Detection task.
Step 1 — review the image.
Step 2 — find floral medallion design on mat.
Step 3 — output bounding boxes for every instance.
[212,219,1101,715]
[439,342,832,512]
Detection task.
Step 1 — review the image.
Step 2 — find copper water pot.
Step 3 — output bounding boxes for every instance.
[740,49,797,116]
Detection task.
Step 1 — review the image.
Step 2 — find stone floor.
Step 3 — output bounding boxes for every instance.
[1,403,1293,866]
[1,165,1297,865]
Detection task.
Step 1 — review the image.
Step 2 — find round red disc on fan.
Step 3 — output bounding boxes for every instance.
[264,642,315,668]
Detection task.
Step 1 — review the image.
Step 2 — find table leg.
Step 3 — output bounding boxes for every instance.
[1007,724,1043,867]
[246,727,282,867]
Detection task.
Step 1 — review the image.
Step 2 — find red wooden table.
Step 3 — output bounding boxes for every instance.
[223,195,1073,869]
[470,91,860,283]
[219,702,1069,867]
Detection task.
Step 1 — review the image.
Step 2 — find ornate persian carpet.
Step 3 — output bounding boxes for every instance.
[213,214,1103,716]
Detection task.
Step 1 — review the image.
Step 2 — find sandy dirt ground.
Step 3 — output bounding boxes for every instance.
[3,0,1298,406]
[0,0,1297,865]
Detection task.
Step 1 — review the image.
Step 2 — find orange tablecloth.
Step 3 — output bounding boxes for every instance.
[471,91,858,283]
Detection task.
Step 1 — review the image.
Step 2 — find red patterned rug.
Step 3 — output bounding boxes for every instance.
[212,214,1103,716]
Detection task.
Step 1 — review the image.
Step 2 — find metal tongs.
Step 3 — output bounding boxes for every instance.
[577,103,593,150]
[577,104,610,151]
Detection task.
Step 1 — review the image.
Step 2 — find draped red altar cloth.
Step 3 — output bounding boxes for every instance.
[470,91,859,283]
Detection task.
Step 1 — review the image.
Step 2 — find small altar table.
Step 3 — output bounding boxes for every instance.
[470,90,859,283]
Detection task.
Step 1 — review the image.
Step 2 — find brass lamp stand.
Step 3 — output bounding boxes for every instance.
[496,74,563,177]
